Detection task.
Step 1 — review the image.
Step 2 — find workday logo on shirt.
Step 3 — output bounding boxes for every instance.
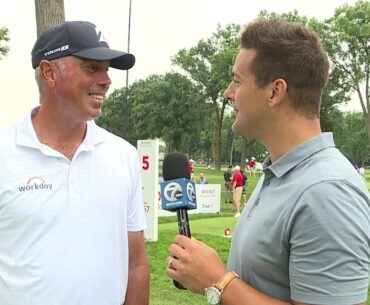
[18,176,53,192]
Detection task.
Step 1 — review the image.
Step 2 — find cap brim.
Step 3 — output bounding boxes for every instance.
[73,47,135,70]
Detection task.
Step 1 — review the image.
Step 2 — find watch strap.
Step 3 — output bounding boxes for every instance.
[214,271,239,293]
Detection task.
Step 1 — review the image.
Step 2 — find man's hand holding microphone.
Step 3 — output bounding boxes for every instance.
[161,153,237,305]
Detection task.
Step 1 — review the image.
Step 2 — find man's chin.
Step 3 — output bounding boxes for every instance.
[232,122,254,139]
[85,114,101,122]
[231,121,243,135]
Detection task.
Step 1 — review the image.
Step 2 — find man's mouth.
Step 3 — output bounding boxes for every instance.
[231,101,238,114]
[89,93,104,101]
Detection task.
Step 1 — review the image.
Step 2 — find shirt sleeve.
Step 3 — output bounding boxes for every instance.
[126,151,147,232]
[288,180,370,305]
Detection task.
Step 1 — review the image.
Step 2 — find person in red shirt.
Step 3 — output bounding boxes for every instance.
[231,165,243,217]
[249,157,256,176]
[189,159,195,181]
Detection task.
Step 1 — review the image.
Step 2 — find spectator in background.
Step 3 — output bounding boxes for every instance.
[198,172,209,184]
[245,158,251,175]
[249,157,256,176]
[231,165,243,217]
[189,159,195,181]
[223,165,233,203]
[240,169,248,204]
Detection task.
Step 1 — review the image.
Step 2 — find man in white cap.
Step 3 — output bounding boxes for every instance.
[249,156,256,176]
[189,159,195,181]
[231,165,243,217]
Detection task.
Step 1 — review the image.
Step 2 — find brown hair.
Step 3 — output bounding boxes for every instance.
[241,19,329,118]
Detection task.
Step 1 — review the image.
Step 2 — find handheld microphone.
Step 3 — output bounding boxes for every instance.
[160,152,197,290]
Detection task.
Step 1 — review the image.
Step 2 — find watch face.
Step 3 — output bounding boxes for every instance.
[205,287,221,305]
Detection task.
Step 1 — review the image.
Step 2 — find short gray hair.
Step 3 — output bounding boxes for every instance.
[34,58,66,97]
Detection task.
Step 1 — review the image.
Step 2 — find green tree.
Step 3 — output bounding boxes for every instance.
[188,106,215,161]
[130,73,206,152]
[323,1,370,142]
[0,27,10,60]
[220,112,234,164]
[98,73,206,151]
[333,111,370,164]
[308,20,353,132]
[96,88,127,139]
[172,24,241,170]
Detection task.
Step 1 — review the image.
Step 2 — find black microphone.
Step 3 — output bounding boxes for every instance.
[160,152,197,290]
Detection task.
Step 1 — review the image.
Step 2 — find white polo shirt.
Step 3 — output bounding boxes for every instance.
[0,108,147,305]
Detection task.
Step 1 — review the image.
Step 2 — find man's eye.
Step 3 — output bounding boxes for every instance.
[85,65,98,73]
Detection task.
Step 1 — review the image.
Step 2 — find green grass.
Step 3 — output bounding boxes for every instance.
[146,230,232,305]
[148,229,370,305]
[148,165,370,304]
[160,216,239,237]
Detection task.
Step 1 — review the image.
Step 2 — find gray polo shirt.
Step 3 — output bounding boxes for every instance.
[228,133,370,304]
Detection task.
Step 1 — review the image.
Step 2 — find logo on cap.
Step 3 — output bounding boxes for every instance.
[44,44,69,57]
[95,27,107,43]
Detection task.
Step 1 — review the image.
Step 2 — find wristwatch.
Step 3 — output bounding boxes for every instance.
[204,271,239,305]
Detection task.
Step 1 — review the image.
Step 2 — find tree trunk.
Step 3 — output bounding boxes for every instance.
[366,114,370,149]
[214,117,222,170]
[214,99,228,170]
[35,0,65,37]
[357,84,370,154]
[240,137,247,170]
[229,135,235,165]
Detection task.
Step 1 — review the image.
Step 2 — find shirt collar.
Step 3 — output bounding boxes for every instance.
[16,107,106,153]
[263,133,336,178]
[81,120,106,150]
[15,107,40,149]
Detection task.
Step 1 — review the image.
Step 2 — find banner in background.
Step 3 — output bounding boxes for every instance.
[137,139,159,241]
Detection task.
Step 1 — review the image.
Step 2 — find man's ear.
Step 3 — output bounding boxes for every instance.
[38,60,57,85]
[267,78,288,108]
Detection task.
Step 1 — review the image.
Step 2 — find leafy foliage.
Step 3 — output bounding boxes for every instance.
[324,1,369,102]
[0,27,10,60]
[333,112,370,165]
[323,1,370,143]
[96,88,127,139]
[172,24,241,169]
[98,73,207,151]
[130,72,206,152]
[98,2,369,166]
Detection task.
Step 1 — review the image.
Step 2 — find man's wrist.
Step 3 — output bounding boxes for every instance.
[204,271,239,305]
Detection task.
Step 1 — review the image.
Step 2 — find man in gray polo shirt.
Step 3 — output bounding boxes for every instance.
[228,133,370,304]
[165,19,370,305]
